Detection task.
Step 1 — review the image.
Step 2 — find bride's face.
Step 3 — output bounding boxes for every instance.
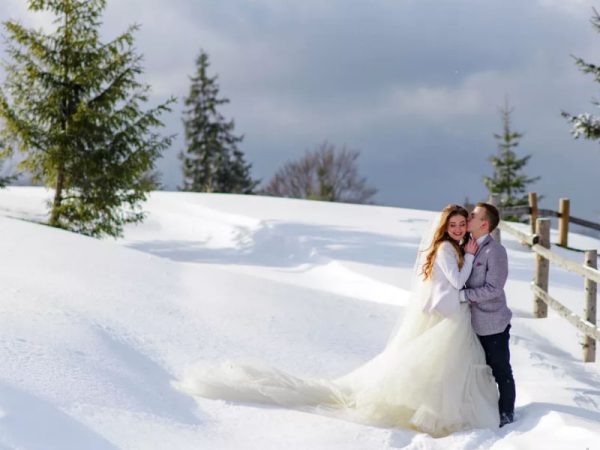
[447,214,467,242]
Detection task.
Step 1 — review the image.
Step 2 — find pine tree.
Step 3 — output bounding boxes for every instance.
[179,51,258,194]
[483,101,539,220]
[0,139,16,187]
[0,0,174,237]
[562,9,600,146]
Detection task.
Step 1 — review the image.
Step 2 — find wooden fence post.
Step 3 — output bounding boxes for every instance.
[489,194,501,243]
[534,218,550,318]
[558,198,570,248]
[529,192,538,235]
[584,249,597,362]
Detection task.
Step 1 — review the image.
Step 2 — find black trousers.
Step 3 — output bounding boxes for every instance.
[478,324,516,418]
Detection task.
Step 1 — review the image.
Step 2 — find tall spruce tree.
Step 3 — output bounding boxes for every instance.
[0,139,15,187]
[0,0,174,237]
[562,9,600,148]
[484,101,539,219]
[179,51,258,193]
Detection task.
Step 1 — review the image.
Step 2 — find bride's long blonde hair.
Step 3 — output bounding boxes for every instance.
[421,204,469,280]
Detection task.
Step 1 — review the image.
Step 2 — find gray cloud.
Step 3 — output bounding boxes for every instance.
[1,0,600,220]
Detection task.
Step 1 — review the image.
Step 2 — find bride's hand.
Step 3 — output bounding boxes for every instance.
[465,238,478,255]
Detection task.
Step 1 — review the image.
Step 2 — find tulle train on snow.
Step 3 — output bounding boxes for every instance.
[174,304,499,437]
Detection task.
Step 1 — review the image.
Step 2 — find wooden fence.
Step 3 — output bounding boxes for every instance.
[491,192,600,248]
[489,193,600,362]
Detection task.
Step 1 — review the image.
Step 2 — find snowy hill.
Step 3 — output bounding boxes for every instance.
[0,187,598,450]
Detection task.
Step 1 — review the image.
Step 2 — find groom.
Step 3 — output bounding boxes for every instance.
[460,202,516,427]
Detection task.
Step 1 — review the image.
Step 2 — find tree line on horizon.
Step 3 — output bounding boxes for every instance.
[0,0,598,238]
[0,0,377,238]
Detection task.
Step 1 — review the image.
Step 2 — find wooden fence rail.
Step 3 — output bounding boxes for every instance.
[493,192,600,246]
[497,218,600,362]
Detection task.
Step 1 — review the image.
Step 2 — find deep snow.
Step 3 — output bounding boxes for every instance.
[0,187,598,450]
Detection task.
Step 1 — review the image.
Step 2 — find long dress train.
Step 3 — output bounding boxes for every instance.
[175,305,498,436]
[174,234,499,437]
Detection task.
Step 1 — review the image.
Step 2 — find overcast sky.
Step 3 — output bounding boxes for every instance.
[2,0,600,220]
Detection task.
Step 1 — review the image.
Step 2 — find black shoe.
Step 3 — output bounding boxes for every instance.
[499,413,514,428]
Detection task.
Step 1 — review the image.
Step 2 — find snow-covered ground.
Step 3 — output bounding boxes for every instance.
[0,186,598,450]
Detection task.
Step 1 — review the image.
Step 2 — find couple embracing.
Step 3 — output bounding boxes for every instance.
[421,202,515,430]
[176,202,516,437]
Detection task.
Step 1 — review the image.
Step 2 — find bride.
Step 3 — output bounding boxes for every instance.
[175,204,500,437]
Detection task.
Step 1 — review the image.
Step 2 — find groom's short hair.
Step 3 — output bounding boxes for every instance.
[476,202,500,232]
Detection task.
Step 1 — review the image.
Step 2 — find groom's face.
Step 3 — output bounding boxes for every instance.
[468,206,488,236]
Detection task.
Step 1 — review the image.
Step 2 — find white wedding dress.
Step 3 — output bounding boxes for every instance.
[175,222,499,437]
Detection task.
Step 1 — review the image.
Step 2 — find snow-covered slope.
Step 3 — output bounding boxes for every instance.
[0,187,598,450]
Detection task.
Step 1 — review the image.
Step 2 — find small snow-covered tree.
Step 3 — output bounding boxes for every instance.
[563,9,600,151]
